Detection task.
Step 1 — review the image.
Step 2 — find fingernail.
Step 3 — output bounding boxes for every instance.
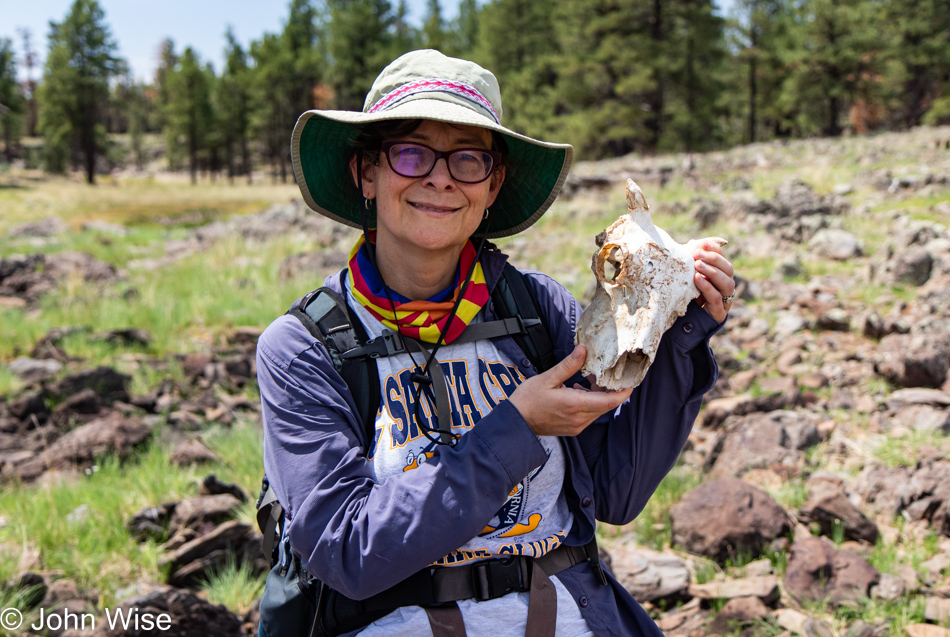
[572,346,583,359]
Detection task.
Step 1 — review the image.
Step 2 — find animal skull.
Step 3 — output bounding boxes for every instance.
[576,179,726,391]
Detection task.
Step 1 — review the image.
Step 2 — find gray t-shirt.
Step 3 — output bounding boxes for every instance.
[347,283,593,637]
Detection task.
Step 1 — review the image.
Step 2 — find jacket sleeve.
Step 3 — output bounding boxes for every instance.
[521,272,721,526]
[257,314,549,600]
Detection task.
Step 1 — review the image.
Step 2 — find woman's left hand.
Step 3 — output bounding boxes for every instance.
[692,238,736,324]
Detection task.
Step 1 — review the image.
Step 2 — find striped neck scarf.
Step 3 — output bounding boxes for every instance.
[347,235,490,344]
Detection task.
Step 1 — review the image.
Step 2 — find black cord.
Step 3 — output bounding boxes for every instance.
[355,149,493,447]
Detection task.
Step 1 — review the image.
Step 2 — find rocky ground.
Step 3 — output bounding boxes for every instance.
[2,126,950,635]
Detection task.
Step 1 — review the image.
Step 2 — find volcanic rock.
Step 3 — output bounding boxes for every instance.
[784,535,880,606]
[671,478,791,562]
[607,543,690,603]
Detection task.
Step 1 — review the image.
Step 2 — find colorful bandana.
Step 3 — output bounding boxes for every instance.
[348,235,490,344]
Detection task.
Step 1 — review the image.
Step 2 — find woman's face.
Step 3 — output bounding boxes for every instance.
[354,120,505,256]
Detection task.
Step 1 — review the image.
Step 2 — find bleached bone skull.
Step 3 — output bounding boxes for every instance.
[575,179,727,391]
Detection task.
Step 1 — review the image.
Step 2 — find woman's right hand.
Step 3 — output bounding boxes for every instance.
[508,345,633,436]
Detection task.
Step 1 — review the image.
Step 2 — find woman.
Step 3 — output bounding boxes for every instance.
[258,49,735,637]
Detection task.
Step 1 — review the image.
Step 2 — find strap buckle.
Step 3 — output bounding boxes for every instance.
[472,557,529,602]
[341,328,406,360]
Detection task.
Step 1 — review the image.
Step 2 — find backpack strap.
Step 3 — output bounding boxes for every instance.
[491,262,556,373]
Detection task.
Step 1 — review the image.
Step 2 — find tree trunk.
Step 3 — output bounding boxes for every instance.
[242,135,251,185]
[84,94,96,185]
[749,30,758,143]
[647,0,664,152]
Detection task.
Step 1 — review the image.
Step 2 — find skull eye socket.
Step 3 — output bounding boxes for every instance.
[607,247,623,281]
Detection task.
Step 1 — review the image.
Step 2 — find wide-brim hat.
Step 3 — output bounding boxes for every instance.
[290,49,573,239]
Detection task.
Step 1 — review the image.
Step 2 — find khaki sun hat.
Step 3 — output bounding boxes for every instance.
[290,49,573,239]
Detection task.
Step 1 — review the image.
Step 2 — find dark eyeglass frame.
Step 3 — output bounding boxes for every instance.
[380,140,502,184]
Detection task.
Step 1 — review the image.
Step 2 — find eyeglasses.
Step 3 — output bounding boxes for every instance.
[380,141,502,184]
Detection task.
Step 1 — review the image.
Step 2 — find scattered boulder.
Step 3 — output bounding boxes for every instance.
[706,410,819,479]
[688,575,779,605]
[169,494,242,535]
[670,478,792,563]
[9,413,152,482]
[784,535,880,606]
[99,328,152,347]
[875,330,950,388]
[48,366,131,403]
[606,543,690,603]
[127,503,177,542]
[800,490,879,544]
[198,474,248,502]
[707,596,770,635]
[8,357,63,383]
[89,585,245,636]
[158,520,266,588]
[906,625,950,637]
[8,216,70,237]
[890,246,934,286]
[169,439,217,467]
[808,229,863,261]
[279,250,349,282]
[925,597,950,623]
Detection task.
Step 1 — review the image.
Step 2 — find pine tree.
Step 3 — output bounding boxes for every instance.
[37,0,123,183]
[326,0,396,111]
[728,0,790,143]
[220,27,253,183]
[778,0,883,137]
[662,0,727,152]
[880,0,950,128]
[249,33,295,181]
[164,47,214,183]
[548,0,656,157]
[476,0,561,142]
[451,0,480,57]
[423,0,447,52]
[0,37,23,162]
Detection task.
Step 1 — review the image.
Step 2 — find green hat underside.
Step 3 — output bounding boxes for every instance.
[292,111,571,239]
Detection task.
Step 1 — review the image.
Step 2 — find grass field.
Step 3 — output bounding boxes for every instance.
[2,127,950,633]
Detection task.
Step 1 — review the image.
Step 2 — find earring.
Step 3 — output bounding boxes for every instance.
[365,198,374,210]
[483,208,490,220]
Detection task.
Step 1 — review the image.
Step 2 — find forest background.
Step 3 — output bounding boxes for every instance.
[1,0,950,186]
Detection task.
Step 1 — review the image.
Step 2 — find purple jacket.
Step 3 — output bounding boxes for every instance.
[257,249,721,636]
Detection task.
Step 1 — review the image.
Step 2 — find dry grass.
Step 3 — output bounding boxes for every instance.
[0,169,299,234]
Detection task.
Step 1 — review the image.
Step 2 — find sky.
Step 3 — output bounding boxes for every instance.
[2,0,734,83]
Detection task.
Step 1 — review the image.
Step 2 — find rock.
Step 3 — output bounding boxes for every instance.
[774,312,808,336]
[127,503,176,542]
[81,220,128,237]
[887,388,950,410]
[278,250,349,282]
[48,367,131,403]
[99,328,152,347]
[670,478,791,563]
[227,327,263,348]
[809,229,863,260]
[89,585,245,636]
[921,553,950,581]
[690,199,722,229]
[656,598,708,636]
[784,535,880,606]
[892,246,934,285]
[875,331,950,388]
[169,494,242,535]
[169,439,217,467]
[800,490,879,544]
[774,608,809,634]
[10,413,152,482]
[198,474,248,502]
[707,411,819,479]
[707,596,769,635]
[7,390,50,423]
[815,308,851,332]
[8,216,70,237]
[887,404,950,434]
[906,626,950,637]
[66,504,91,526]
[924,597,950,623]
[742,558,774,578]
[8,357,63,383]
[51,388,103,429]
[158,520,266,588]
[688,576,779,604]
[872,573,905,601]
[9,571,48,607]
[607,543,690,603]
